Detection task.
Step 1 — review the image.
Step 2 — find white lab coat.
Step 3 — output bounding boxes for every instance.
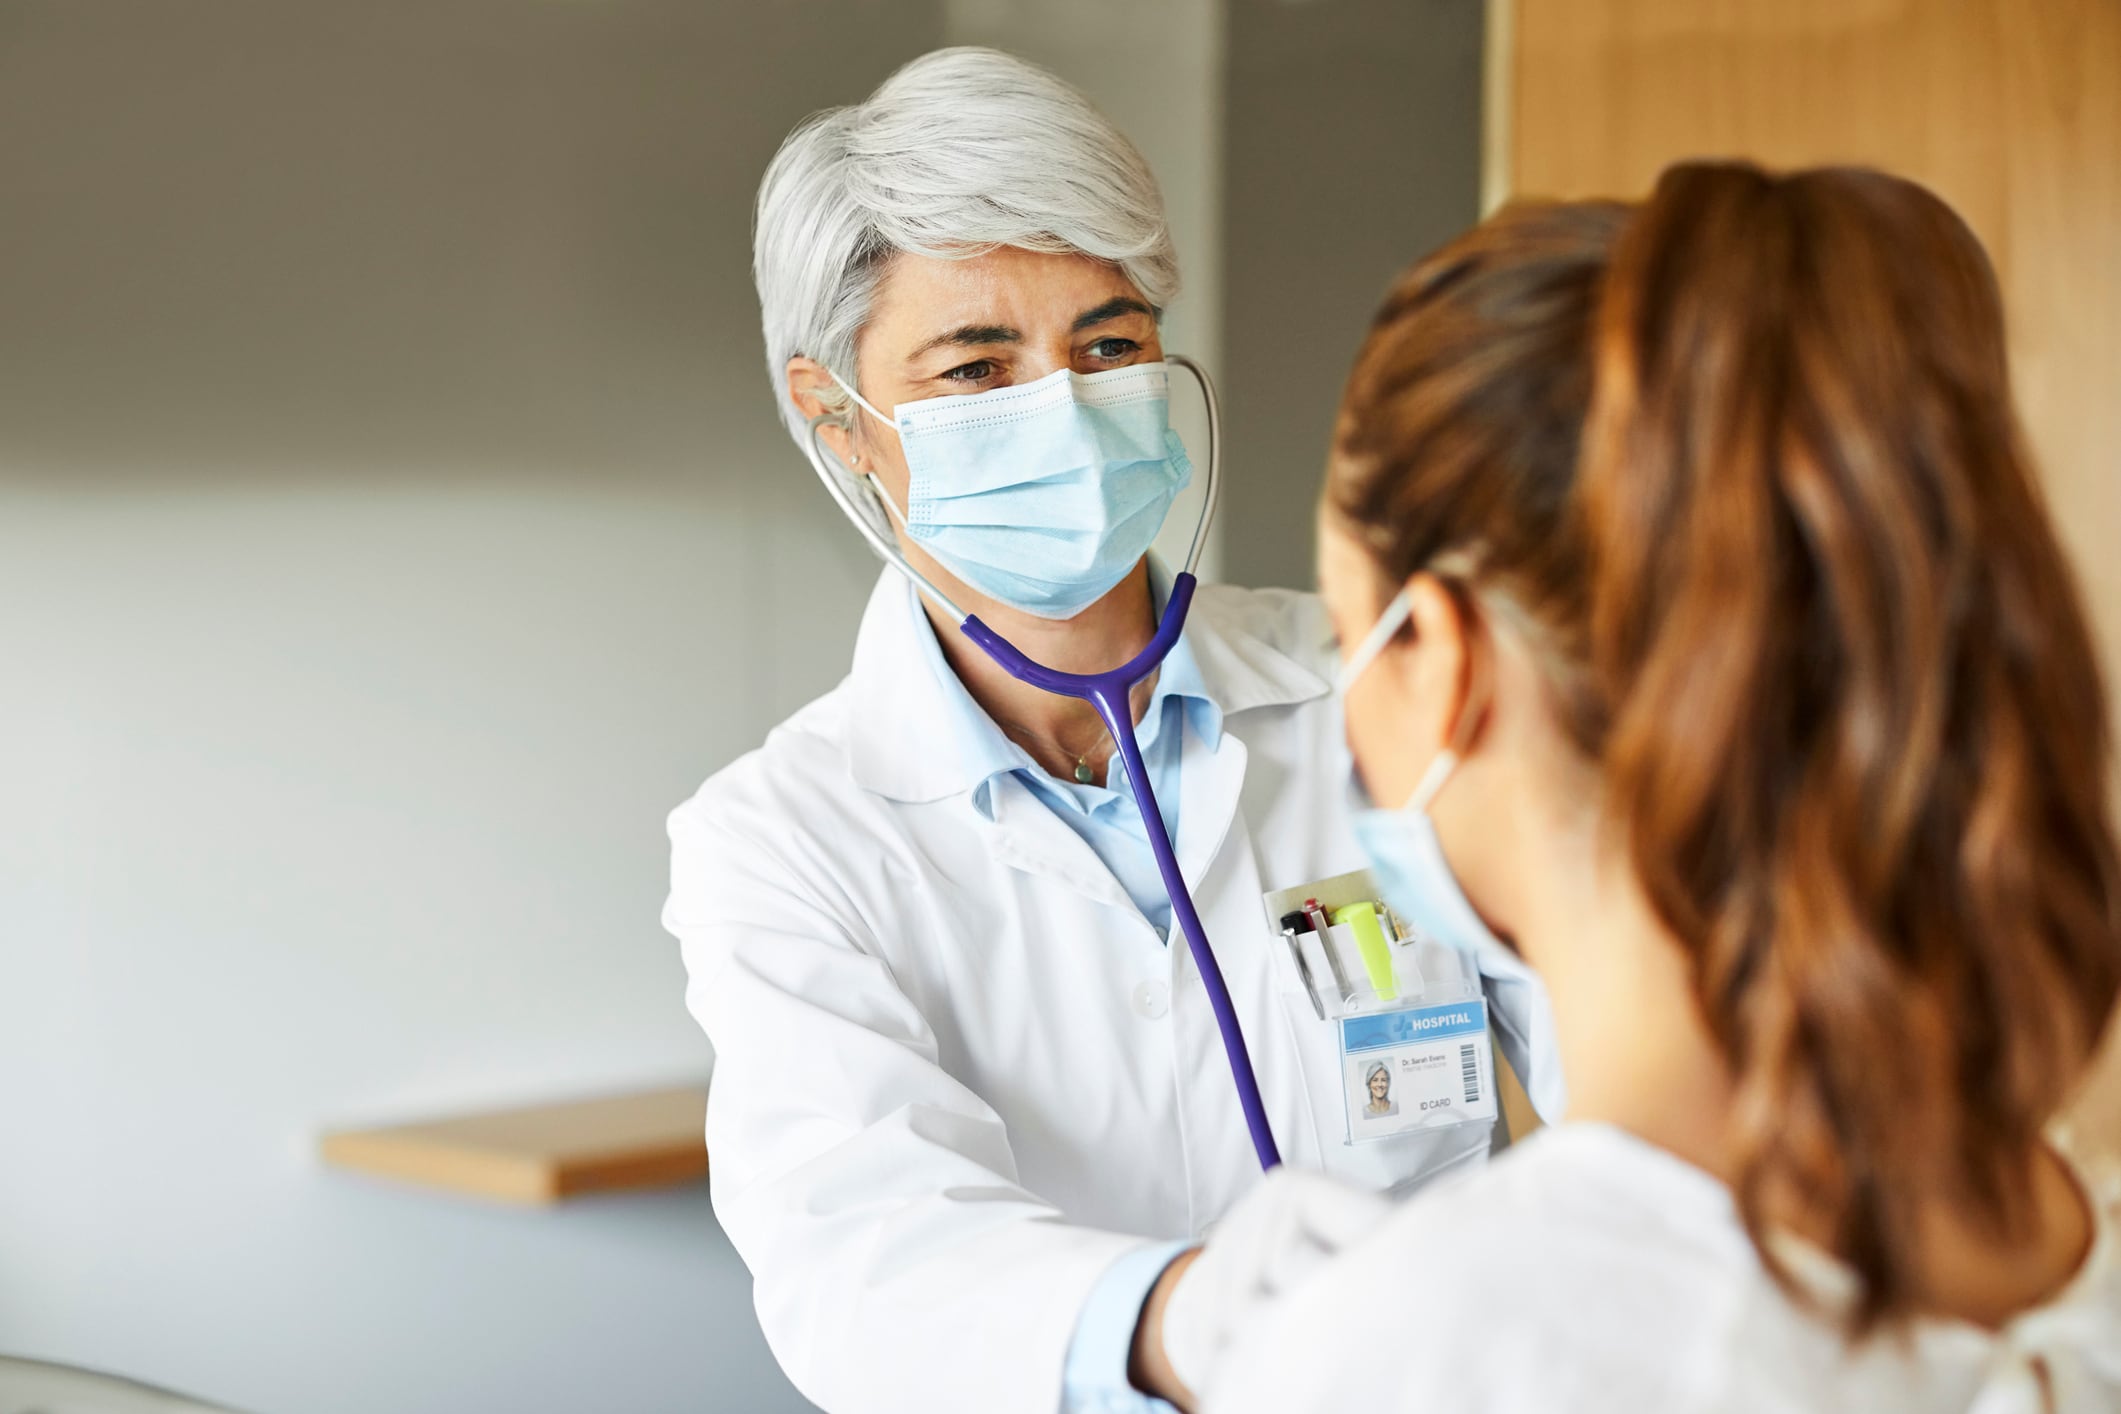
[665,571,1504,1414]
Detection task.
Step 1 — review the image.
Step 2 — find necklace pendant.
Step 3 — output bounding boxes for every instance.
[1074,760,1095,784]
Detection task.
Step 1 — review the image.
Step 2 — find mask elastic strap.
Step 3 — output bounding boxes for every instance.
[869,473,914,533]
[1406,748,1460,816]
[819,370,917,532]
[829,370,894,431]
[1408,643,1492,816]
[1334,588,1414,697]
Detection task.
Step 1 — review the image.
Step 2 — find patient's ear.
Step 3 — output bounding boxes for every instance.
[1399,572,1478,756]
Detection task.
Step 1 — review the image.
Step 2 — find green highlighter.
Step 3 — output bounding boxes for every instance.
[1332,901,1398,1002]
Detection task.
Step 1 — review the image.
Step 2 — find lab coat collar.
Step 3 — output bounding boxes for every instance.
[843,560,1328,805]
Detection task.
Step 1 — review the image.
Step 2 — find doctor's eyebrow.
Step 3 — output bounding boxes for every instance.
[1071,296,1155,331]
[904,298,1157,363]
[906,324,1021,361]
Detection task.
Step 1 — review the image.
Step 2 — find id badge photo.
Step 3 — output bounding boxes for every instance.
[1338,996,1497,1143]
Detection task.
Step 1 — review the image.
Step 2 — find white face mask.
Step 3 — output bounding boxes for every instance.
[832,364,1192,620]
[1337,587,1568,1121]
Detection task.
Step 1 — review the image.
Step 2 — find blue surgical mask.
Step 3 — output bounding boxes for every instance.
[835,363,1192,620]
[1337,589,1569,1122]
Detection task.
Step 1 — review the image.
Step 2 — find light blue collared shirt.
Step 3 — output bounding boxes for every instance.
[906,564,1220,1411]
[907,563,1223,936]
[1062,1240,1194,1414]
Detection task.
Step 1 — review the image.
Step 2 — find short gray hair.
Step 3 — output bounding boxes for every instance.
[753,47,1180,451]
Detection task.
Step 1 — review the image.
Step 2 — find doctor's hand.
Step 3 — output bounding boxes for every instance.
[1131,1168,1396,1410]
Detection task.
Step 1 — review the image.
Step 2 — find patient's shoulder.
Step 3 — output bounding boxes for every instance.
[1395,1123,1754,1284]
[1212,1125,1753,1414]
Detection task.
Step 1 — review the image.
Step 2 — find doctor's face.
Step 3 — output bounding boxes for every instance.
[811,246,1165,598]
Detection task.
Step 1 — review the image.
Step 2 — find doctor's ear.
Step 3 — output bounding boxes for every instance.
[787,356,861,466]
[1393,572,1485,757]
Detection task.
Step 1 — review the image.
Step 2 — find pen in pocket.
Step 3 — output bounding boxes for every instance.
[1301,897,1356,1003]
[1278,923,1326,1020]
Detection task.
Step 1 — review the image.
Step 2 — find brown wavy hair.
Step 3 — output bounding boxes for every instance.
[1329,164,2121,1328]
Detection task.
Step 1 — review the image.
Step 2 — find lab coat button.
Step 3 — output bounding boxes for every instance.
[1132,979,1170,1019]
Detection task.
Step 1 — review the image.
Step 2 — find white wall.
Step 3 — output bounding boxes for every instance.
[0,485,837,1414]
[0,3,1240,1412]
[1217,0,1486,589]
[0,5,914,1412]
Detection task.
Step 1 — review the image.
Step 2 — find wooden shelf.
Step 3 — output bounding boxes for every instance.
[320,1085,708,1205]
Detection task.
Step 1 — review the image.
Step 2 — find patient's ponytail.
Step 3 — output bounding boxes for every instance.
[1333,163,2121,1330]
[1580,163,2121,1326]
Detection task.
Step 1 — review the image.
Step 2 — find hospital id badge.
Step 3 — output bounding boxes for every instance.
[1340,998,1498,1143]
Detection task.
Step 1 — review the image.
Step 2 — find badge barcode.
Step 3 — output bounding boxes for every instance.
[1460,1042,1479,1103]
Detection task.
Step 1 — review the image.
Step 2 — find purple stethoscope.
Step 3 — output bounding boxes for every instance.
[806,356,1281,1171]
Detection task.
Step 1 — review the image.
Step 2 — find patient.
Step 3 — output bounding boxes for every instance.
[1199,164,2121,1410]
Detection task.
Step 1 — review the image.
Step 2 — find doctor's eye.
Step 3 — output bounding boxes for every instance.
[1086,337,1140,363]
[939,359,999,385]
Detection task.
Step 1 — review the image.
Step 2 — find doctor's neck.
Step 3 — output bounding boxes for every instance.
[923,556,1161,781]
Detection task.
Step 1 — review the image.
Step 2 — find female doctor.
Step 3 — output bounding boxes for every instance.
[662,46,1556,1414]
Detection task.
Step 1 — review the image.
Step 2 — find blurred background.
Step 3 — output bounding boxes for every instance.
[0,2,2113,1412]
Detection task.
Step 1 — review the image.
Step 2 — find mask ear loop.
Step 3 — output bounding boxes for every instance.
[826,373,920,534]
[859,452,914,535]
[1334,588,1414,697]
[1398,576,1494,816]
[801,397,968,624]
[830,369,892,429]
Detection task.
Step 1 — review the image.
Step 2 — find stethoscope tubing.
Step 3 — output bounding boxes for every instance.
[804,357,1283,1171]
[961,577,1284,1171]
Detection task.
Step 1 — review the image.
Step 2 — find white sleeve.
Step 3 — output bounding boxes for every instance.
[665,793,1154,1414]
[1200,1239,1481,1414]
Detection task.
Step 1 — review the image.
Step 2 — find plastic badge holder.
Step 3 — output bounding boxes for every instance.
[1260,868,1500,1146]
[1336,950,1497,1145]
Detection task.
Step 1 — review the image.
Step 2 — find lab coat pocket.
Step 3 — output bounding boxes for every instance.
[1273,979,1498,1199]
